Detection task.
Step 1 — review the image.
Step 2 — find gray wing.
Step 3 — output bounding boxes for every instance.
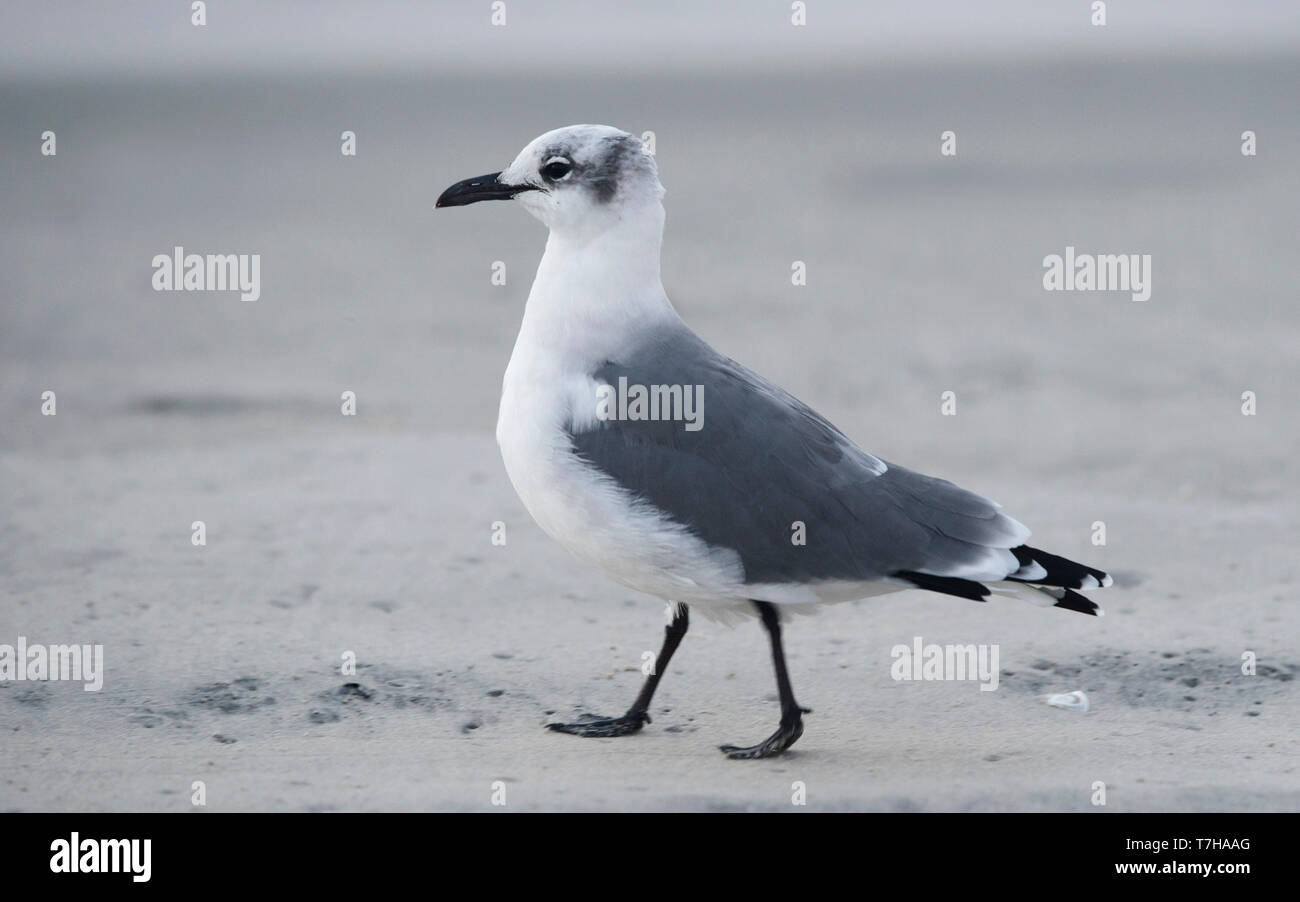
[568,322,1028,587]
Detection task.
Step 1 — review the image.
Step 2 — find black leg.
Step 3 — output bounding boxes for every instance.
[547,604,689,738]
[719,601,811,759]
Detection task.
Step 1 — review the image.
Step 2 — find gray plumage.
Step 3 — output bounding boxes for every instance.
[568,319,1029,589]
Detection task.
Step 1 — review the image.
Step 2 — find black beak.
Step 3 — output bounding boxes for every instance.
[435,172,536,208]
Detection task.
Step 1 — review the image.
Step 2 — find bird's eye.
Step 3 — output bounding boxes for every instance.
[542,160,572,180]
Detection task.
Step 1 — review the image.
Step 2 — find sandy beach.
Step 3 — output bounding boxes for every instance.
[2,52,1298,811]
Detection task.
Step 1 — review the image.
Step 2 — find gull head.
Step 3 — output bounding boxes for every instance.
[436,125,662,235]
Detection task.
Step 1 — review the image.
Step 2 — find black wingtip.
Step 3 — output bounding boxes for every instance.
[1052,588,1102,616]
[893,570,991,602]
[1010,545,1112,590]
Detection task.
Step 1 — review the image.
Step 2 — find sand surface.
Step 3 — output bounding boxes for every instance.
[2,58,1298,810]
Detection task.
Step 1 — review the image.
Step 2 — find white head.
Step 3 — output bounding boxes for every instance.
[437,125,663,238]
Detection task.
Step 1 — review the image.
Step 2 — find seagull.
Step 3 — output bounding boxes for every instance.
[437,124,1112,759]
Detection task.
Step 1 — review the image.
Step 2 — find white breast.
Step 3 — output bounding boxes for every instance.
[496,332,748,606]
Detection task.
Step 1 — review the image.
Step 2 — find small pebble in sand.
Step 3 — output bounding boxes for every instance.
[1046,690,1089,712]
[338,682,372,699]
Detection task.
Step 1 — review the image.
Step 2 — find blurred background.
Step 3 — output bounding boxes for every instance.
[2,1,1297,456]
[1,2,1297,810]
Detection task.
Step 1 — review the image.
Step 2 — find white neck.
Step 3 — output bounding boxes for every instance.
[515,202,679,369]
